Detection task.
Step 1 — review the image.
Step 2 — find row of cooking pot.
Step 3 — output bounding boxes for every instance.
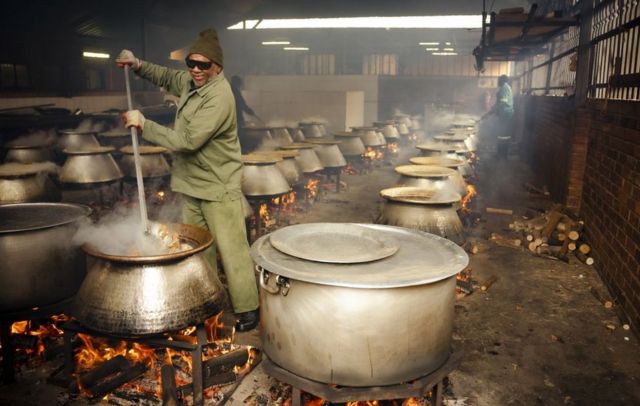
[0,146,170,205]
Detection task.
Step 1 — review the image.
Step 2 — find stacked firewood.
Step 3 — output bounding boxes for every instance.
[509,204,594,265]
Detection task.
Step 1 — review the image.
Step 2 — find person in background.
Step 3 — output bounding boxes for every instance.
[229,75,260,153]
[116,28,260,332]
[481,74,514,159]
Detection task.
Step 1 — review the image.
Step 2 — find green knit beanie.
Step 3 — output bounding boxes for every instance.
[188,28,224,67]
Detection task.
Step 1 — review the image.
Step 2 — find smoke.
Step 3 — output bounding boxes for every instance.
[300,116,328,124]
[0,162,59,176]
[72,205,181,257]
[73,118,108,133]
[265,119,288,128]
[5,130,56,147]
[256,137,279,152]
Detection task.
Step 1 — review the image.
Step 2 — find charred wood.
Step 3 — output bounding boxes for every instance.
[203,349,250,378]
[486,207,513,215]
[161,364,179,406]
[176,371,237,398]
[79,355,131,389]
[88,362,148,399]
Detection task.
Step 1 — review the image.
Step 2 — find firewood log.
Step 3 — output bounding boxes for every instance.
[481,275,498,291]
[578,243,591,255]
[589,286,613,309]
[575,251,594,265]
[541,210,564,239]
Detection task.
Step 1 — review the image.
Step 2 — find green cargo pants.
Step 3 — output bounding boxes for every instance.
[181,194,259,313]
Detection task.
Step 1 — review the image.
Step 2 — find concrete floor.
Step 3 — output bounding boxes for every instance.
[2,143,640,406]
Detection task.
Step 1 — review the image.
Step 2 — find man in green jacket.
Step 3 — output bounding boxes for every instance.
[116,28,260,332]
[482,74,514,159]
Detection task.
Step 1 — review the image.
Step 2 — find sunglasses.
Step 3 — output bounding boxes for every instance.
[185,58,213,70]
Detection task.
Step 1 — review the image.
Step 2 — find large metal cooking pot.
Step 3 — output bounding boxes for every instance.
[98,129,131,150]
[280,143,324,174]
[57,130,101,150]
[73,223,224,336]
[252,150,303,187]
[299,122,325,138]
[394,114,413,129]
[267,127,294,146]
[3,144,54,164]
[0,163,60,204]
[0,203,91,312]
[242,154,291,197]
[351,126,386,147]
[119,145,171,179]
[251,223,468,386]
[287,126,306,142]
[395,165,466,197]
[376,187,465,245]
[306,139,346,168]
[59,146,123,184]
[373,121,400,141]
[411,115,423,130]
[416,143,459,159]
[410,156,471,178]
[434,134,472,152]
[333,131,366,156]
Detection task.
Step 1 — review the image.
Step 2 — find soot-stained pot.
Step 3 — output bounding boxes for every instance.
[351,126,386,147]
[299,122,325,138]
[395,164,466,197]
[333,131,366,157]
[57,130,101,151]
[59,146,123,184]
[119,145,171,179]
[0,163,60,204]
[0,203,90,312]
[410,156,471,178]
[306,139,347,168]
[251,223,468,386]
[267,127,294,147]
[73,223,224,336]
[3,144,54,164]
[376,186,465,245]
[279,143,324,174]
[241,154,291,197]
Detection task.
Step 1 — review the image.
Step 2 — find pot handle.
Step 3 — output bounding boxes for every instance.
[257,266,290,296]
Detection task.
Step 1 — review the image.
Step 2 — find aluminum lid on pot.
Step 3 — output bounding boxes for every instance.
[409,157,465,168]
[416,143,457,152]
[0,202,91,234]
[379,186,461,205]
[120,145,168,155]
[251,223,468,288]
[280,143,314,150]
[63,146,115,155]
[395,165,457,178]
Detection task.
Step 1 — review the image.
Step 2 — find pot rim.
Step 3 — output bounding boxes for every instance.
[0,202,91,234]
[82,223,213,263]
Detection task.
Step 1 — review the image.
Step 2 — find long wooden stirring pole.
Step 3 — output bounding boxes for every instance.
[124,65,150,234]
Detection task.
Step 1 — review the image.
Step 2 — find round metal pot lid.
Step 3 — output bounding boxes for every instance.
[63,146,115,155]
[350,126,377,131]
[0,162,58,177]
[243,126,270,131]
[306,138,341,145]
[269,223,398,264]
[333,131,360,137]
[280,143,314,150]
[0,202,91,234]
[415,143,457,152]
[251,223,468,288]
[266,149,300,159]
[242,153,282,164]
[395,165,456,178]
[299,121,324,125]
[5,144,51,149]
[435,134,468,142]
[120,145,168,155]
[379,186,461,205]
[409,157,465,168]
[99,129,130,137]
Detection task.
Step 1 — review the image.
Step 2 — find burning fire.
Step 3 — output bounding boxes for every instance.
[9,315,68,356]
[387,142,399,155]
[259,203,271,223]
[272,191,297,213]
[362,147,384,161]
[305,178,320,200]
[341,162,359,175]
[461,184,477,212]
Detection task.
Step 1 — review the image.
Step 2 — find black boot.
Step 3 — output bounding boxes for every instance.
[235,309,260,332]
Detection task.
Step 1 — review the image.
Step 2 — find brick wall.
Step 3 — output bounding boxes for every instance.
[519,96,585,210]
[580,99,640,332]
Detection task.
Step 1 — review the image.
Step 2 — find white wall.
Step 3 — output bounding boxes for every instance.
[0,91,164,114]
[243,75,379,129]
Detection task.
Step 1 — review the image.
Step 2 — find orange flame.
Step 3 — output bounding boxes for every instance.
[387,142,399,154]
[305,178,320,200]
[341,162,358,175]
[273,191,297,213]
[461,184,477,212]
[259,203,270,222]
[362,147,384,161]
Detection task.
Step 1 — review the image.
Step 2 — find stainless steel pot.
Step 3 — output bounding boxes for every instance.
[306,139,347,168]
[393,114,413,129]
[119,145,171,178]
[0,203,91,312]
[0,163,60,204]
[395,165,466,197]
[241,154,291,197]
[376,187,465,245]
[268,127,294,146]
[57,130,101,150]
[251,223,468,386]
[59,146,123,184]
[287,127,306,142]
[416,143,459,159]
[333,131,366,156]
[410,156,471,177]
[351,126,386,147]
[3,145,54,164]
[73,223,224,336]
[280,143,324,174]
[252,150,303,187]
[373,121,400,140]
[299,122,325,138]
